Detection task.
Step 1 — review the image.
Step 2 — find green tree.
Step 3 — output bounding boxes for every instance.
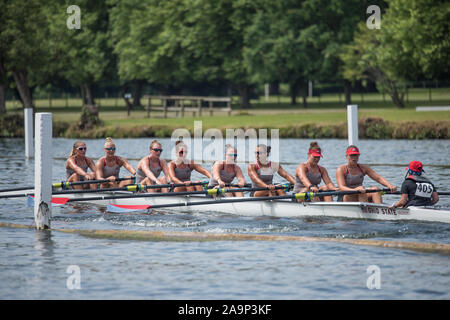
[341,0,448,108]
[379,0,449,81]
[0,0,52,110]
[48,0,111,127]
[341,22,407,108]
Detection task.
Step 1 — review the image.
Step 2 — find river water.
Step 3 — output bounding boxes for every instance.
[0,137,449,300]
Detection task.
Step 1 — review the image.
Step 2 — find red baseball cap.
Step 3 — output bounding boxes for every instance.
[346,146,360,155]
[308,149,323,157]
[407,161,424,173]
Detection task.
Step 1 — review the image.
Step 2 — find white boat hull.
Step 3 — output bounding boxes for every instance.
[3,189,449,223]
[58,191,450,224]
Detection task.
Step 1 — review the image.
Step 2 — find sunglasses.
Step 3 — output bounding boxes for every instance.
[227,153,238,157]
[105,147,116,151]
[77,147,87,151]
[255,151,268,155]
[152,148,163,152]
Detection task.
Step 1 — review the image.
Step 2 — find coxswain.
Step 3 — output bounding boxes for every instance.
[391,161,439,208]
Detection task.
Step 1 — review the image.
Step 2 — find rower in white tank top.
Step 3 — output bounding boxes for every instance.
[208,147,246,197]
[96,138,137,189]
[336,145,397,203]
[168,140,211,193]
[293,143,337,203]
[248,144,295,197]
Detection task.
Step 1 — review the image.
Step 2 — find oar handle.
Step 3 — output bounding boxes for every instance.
[310,188,393,199]
[52,176,135,189]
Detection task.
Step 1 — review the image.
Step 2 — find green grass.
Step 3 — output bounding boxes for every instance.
[4,87,450,130]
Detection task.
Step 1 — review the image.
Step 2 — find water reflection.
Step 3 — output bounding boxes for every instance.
[34,230,55,259]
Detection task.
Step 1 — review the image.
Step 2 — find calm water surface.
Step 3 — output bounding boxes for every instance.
[0,138,449,299]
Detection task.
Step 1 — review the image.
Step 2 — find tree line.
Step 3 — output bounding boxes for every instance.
[0,0,448,116]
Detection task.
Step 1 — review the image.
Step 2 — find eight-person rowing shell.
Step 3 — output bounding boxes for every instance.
[136,140,170,193]
[208,144,246,197]
[248,144,295,197]
[293,141,338,202]
[336,145,397,203]
[65,141,97,190]
[168,140,211,192]
[58,139,447,213]
[96,137,137,189]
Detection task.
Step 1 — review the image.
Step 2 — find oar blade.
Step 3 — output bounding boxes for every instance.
[27,195,69,206]
[107,203,151,213]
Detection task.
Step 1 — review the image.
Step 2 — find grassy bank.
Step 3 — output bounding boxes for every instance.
[1,113,448,139]
[2,87,449,139]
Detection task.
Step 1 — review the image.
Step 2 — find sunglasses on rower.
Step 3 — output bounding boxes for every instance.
[152,148,163,152]
[227,153,238,157]
[105,147,116,151]
[77,147,87,151]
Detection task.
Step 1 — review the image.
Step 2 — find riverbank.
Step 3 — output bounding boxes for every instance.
[1,113,448,139]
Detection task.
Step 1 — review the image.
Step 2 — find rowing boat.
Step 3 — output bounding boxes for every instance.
[47,191,450,223]
[2,188,449,223]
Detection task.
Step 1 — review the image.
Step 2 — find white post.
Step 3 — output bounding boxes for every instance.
[347,104,358,146]
[24,108,34,159]
[34,113,53,230]
[264,83,270,101]
[308,80,313,98]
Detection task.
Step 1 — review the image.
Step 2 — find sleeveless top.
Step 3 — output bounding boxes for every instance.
[136,157,163,183]
[251,162,276,187]
[66,157,90,180]
[173,162,193,182]
[208,161,236,187]
[293,164,322,193]
[345,164,365,188]
[102,156,121,179]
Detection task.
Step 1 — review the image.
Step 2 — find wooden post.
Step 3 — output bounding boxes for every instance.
[163,98,168,118]
[34,113,52,230]
[209,101,213,116]
[180,100,185,118]
[146,97,151,118]
[227,99,232,116]
[198,99,202,116]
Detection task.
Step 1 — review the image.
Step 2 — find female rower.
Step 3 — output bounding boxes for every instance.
[336,145,397,203]
[168,140,211,192]
[208,144,246,197]
[391,161,439,208]
[248,144,295,197]
[96,137,136,189]
[65,141,97,190]
[136,140,170,193]
[293,141,338,202]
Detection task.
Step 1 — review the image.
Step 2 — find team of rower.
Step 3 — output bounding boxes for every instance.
[65,138,439,208]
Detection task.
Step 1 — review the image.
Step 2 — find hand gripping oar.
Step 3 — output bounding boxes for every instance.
[0,180,255,200]
[63,184,293,204]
